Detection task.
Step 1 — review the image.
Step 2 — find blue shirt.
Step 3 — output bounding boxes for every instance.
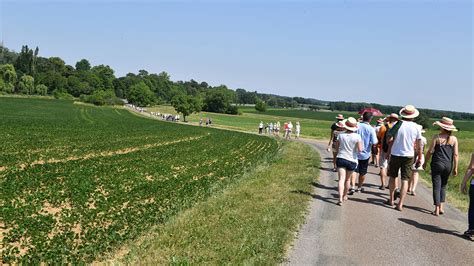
[357,122,378,160]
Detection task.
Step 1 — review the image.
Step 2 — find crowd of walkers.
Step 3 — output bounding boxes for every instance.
[258,121,301,140]
[199,117,213,127]
[327,105,474,240]
[125,104,180,122]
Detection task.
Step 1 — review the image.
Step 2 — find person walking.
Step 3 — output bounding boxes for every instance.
[295,122,301,139]
[328,114,345,170]
[377,114,398,189]
[423,117,459,216]
[287,121,293,140]
[283,122,289,138]
[408,126,427,196]
[335,117,363,205]
[386,105,423,211]
[355,112,378,192]
[460,153,474,239]
[258,121,264,134]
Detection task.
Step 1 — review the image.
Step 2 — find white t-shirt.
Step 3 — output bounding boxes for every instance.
[259,123,263,129]
[288,123,293,129]
[336,132,362,163]
[391,121,422,157]
[296,125,301,132]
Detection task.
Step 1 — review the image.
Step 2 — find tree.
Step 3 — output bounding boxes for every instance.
[171,94,202,122]
[35,84,48,95]
[75,59,91,71]
[255,99,267,112]
[18,75,35,94]
[203,86,236,113]
[127,81,155,106]
[415,112,430,129]
[0,64,17,93]
[14,45,38,76]
[91,65,115,91]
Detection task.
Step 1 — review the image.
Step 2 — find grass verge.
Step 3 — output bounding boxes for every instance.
[109,141,320,264]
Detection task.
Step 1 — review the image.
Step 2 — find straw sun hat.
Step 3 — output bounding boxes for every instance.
[399,105,420,119]
[433,117,458,132]
[342,117,358,131]
[385,113,399,121]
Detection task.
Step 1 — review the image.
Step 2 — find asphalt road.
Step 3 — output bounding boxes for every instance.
[286,139,473,265]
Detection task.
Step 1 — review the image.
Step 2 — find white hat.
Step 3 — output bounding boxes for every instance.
[343,117,358,132]
[399,105,420,119]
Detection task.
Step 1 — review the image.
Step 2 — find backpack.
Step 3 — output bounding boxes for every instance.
[382,121,403,153]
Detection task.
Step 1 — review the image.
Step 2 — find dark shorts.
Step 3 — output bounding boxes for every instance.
[336,158,357,171]
[355,158,370,175]
[388,155,413,181]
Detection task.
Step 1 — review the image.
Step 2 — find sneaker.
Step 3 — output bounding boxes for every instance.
[348,188,355,195]
[379,185,385,190]
[463,230,474,240]
[356,187,364,193]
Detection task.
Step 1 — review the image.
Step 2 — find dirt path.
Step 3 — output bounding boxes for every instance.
[286,139,473,265]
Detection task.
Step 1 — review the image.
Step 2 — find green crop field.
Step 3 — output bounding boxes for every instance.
[0,98,278,263]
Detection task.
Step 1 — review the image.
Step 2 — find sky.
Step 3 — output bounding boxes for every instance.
[1,0,472,113]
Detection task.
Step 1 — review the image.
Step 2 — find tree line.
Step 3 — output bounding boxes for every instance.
[1,45,472,120]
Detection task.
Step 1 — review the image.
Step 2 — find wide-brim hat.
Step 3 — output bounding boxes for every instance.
[336,114,344,120]
[377,118,384,124]
[343,117,358,132]
[384,113,399,121]
[433,117,458,132]
[335,121,345,128]
[399,105,419,119]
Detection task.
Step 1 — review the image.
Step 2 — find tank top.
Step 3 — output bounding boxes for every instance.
[431,135,454,171]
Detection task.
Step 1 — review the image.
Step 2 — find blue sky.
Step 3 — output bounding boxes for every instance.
[1,0,472,112]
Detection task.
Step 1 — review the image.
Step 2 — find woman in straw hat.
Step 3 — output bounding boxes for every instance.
[423,117,459,216]
[335,117,363,205]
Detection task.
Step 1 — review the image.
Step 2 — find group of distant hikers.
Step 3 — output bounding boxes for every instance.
[258,121,301,140]
[327,105,474,239]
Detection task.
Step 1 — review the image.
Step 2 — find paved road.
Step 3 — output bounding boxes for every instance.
[287,139,473,265]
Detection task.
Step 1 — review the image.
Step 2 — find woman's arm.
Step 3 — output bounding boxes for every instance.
[423,135,437,169]
[357,140,363,153]
[453,137,459,176]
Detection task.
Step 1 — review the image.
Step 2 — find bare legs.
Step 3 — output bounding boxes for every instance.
[397,180,409,211]
[351,172,356,190]
[337,168,352,204]
[408,171,419,196]
[358,174,366,190]
[379,167,387,189]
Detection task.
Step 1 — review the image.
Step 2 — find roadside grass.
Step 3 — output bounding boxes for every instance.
[112,141,320,264]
